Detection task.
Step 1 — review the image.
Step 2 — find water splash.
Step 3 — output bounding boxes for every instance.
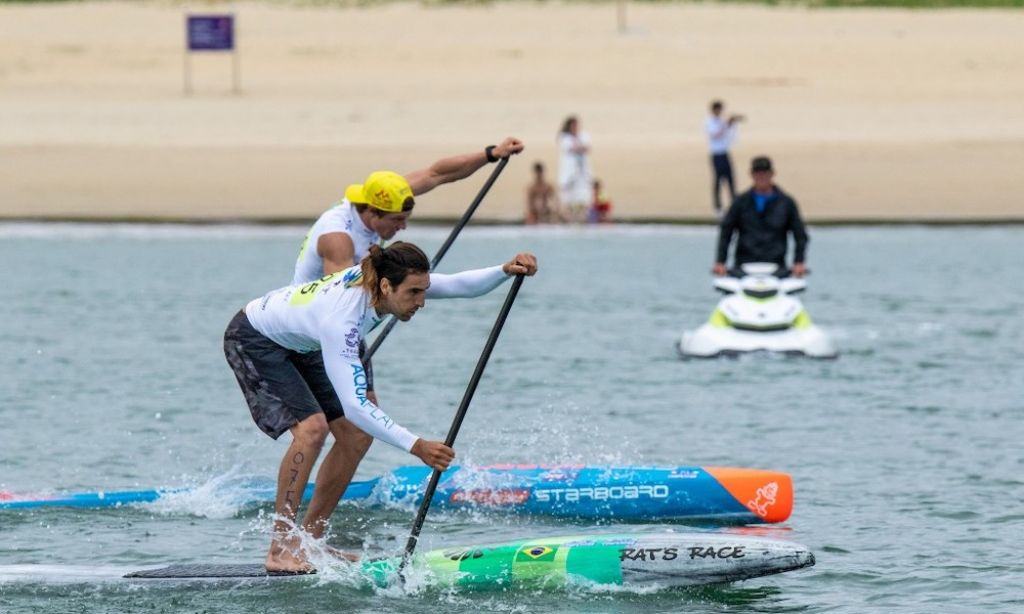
[144,465,271,519]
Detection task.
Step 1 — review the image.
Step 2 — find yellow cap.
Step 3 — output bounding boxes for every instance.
[344,171,414,213]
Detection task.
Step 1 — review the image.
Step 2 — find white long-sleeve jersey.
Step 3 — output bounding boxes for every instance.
[245,264,510,452]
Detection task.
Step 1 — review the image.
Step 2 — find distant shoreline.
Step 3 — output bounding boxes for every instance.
[3,215,1022,227]
[3,3,1022,223]
[3,0,1022,8]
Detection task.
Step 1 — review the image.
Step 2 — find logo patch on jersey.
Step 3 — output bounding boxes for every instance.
[342,267,363,288]
[344,327,359,349]
[351,364,370,407]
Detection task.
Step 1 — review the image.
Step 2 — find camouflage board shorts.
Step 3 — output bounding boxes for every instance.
[223,310,344,439]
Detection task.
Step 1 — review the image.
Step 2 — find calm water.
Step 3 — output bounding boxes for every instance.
[1,223,1022,613]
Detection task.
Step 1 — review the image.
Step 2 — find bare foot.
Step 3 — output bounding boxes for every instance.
[265,541,315,574]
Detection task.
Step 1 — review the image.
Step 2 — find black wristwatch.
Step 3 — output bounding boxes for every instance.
[485,145,499,163]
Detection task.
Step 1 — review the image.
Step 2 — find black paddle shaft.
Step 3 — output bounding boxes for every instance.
[364,156,511,362]
[397,274,525,576]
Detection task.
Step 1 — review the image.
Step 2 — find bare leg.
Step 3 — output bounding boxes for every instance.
[301,417,373,547]
[266,413,329,573]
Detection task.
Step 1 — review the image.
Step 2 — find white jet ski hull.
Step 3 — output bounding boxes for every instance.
[680,323,837,359]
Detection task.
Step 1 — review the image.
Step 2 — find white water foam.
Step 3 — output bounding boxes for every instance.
[143,465,273,519]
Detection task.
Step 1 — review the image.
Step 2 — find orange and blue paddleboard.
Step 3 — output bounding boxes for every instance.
[1,465,792,523]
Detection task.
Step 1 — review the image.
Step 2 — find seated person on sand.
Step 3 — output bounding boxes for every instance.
[525,161,561,224]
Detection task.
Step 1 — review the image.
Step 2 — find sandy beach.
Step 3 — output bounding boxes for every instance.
[1,1,1023,223]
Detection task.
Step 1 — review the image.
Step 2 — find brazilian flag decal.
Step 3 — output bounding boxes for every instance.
[517,545,557,562]
[511,543,569,585]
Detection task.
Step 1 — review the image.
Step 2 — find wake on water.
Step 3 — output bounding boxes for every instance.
[142,464,279,519]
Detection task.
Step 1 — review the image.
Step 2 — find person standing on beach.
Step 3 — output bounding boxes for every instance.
[225,241,538,572]
[525,161,559,224]
[705,100,744,218]
[557,116,593,223]
[714,156,808,278]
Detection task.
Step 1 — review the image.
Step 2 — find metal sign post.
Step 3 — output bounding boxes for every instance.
[184,13,239,95]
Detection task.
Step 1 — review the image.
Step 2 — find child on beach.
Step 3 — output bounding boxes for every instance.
[589,179,612,223]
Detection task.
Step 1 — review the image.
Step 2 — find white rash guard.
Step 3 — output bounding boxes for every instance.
[245,264,510,452]
[292,199,380,285]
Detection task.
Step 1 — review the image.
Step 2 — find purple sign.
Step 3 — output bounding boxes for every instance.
[187,15,234,51]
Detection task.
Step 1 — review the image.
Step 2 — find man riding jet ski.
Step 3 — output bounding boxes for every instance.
[678,155,836,358]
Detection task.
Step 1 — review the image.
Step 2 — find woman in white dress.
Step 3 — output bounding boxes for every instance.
[557,115,593,223]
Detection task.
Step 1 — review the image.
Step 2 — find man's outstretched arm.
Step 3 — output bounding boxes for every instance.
[405,137,524,196]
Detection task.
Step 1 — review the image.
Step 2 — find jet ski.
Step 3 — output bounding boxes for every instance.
[678,263,837,359]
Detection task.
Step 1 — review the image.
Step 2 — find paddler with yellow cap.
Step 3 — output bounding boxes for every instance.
[292,138,524,288]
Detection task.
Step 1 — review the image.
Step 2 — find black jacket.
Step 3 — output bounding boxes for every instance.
[716,185,808,268]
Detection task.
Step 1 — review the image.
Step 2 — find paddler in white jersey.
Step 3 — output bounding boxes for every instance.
[224,241,538,572]
[291,139,523,453]
[292,137,525,287]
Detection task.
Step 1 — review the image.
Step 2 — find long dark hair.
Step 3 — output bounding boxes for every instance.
[559,115,578,137]
[360,242,430,307]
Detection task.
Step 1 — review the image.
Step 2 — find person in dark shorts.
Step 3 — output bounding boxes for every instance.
[225,241,538,573]
[224,314,345,440]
